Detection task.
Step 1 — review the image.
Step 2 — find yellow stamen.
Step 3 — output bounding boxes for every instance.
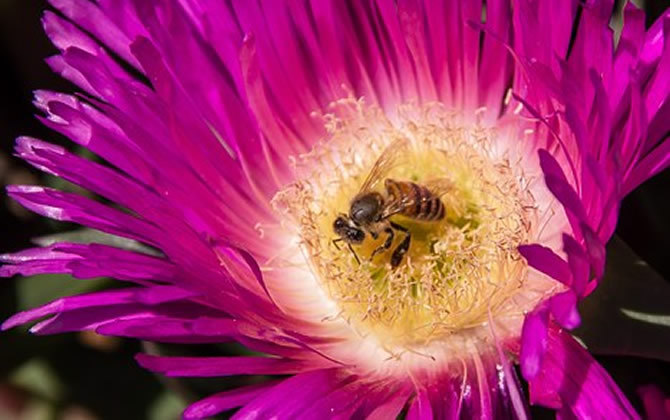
[273,100,538,349]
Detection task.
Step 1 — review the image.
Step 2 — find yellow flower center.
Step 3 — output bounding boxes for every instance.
[273,100,538,350]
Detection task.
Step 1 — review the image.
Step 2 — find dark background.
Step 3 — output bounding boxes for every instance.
[0,1,669,419]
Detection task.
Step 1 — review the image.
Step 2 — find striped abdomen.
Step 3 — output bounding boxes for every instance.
[384,179,445,221]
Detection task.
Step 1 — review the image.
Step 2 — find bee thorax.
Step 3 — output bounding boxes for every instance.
[350,192,384,225]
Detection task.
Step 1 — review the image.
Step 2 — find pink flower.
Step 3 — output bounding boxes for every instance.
[2,0,670,418]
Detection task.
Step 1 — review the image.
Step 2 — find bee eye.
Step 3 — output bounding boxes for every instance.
[334,217,346,229]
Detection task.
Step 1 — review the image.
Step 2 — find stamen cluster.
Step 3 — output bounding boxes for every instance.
[274,102,538,347]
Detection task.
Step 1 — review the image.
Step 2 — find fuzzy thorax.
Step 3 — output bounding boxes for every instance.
[273,101,539,350]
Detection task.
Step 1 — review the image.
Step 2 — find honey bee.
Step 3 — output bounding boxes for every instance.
[333,139,453,268]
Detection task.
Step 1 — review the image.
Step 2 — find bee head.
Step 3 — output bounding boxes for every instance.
[333,214,365,244]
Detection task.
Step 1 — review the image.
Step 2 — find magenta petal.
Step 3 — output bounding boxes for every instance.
[395,0,438,103]
[298,378,373,419]
[182,380,281,420]
[562,234,590,297]
[0,243,174,285]
[537,147,572,185]
[132,286,197,305]
[6,185,163,248]
[518,244,571,285]
[580,224,606,279]
[640,9,670,73]
[407,391,434,420]
[2,286,196,331]
[476,0,514,119]
[1,290,130,330]
[96,317,232,344]
[41,11,138,96]
[520,304,550,380]
[14,136,165,225]
[638,385,670,420]
[0,245,80,278]
[231,369,353,419]
[543,174,587,223]
[529,327,638,418]
[48,0,141,69]
[303,1,397,108]
[492,321,531,420]
[366,386,412,420]
[33,92,155,186]
[237,34,306,181]
[643,18,670,124]
[624,134,670,195]
[536,149,585,237]
[213,243,275,306]
[135,354,318,377]
[550,291,581,330]
[29,300,222,336]
[235,8,324,140]
[31,304,159,334]
[612,3,645,106]
[648,100,670,152]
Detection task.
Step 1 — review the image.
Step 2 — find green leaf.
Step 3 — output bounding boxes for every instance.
[9,358,64,401]
[16,274,109,311]
[148,391,186,420]
[18,400,54,420]
[573,236,670,362]
[33,228,161,257]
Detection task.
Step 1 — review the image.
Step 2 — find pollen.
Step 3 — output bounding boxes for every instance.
[273,99,539,349]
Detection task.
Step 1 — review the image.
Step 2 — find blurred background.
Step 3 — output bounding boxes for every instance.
[1,1,669,419]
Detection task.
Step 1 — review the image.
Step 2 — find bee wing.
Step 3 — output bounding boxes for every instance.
[380,194,416,219]
[380,178,454,220]
[423,178,455,198]
[358,138,411,193]
[425,177,463,214]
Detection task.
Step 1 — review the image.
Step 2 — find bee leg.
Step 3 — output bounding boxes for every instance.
[332,238,343,250]
[370,227,394,260]
[347,243,361,265]
[390,222,410,268]
[391,235,411,268]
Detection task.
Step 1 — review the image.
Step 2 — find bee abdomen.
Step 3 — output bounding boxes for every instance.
[387,180,445,221]
[414,183,445,221]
